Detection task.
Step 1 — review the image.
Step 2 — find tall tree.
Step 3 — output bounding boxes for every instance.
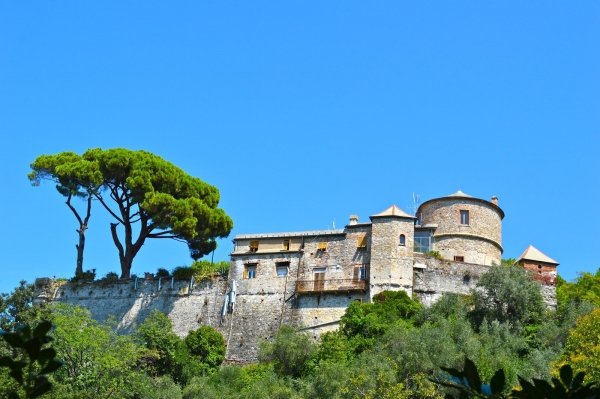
[29,153,102,276]
[82,148,233,278]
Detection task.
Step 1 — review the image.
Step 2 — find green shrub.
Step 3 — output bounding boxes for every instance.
[95,272,119,286]
[70,269,96,282]
[427,251,443,259]
[172,267,195,281]
[156,268,170,278]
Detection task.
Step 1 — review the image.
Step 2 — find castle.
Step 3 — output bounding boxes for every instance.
[35,190,558,363]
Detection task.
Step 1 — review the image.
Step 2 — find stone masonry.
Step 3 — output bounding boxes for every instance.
[35,190,559,362]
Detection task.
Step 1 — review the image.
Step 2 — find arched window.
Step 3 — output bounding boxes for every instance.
[399,234,406,246]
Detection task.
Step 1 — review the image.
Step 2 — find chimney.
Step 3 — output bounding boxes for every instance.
[349,215,359,225]
[491,196,499,206]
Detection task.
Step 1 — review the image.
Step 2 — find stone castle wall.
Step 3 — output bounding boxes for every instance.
[419,198,503,265]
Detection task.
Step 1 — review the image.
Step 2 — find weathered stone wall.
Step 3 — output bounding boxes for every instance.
[412,255,491,306]
[433,236,501,266]
[295,293,366,338]
[41,277,228,337]
[419,198,502,265]
[369,217,414,298]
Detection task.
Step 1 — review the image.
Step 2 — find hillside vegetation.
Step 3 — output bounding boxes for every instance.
[1,265,599,398]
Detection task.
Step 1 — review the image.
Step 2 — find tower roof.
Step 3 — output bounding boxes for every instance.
[516,245,558,265]
[370,204,415,219]
[447,190,474,198]
[417,190,505,219]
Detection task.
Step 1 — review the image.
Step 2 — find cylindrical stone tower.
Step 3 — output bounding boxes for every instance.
[416,190,504,265]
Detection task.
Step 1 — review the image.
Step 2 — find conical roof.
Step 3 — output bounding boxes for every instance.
[516,245,558,265]
[447,190,473,198]
[370,204,415,219]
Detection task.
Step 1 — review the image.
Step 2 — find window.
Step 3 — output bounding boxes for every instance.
[276,262,289,277]
[454,256,465,262]
[460,210,470,225]
[244,263,257,279]
[414,231,432,253]
[353,265,367,280]
[282,239,290,251]
[357,235,367,249]
[317,242,328,251]
[249,240,259,252]
[399,234,406,246]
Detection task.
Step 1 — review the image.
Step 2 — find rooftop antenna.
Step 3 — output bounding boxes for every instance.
[412,192,421,216]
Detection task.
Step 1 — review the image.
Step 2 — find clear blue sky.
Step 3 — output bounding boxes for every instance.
[1,2,598,294]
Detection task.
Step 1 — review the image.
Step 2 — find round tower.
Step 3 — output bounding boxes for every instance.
[416,190,504,265]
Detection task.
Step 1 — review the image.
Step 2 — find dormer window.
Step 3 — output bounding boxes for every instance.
[399,234,406,246]
[460,210,470,225]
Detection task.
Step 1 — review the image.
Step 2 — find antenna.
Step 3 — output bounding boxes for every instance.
[412,192,421,215]
[332,219,335,229]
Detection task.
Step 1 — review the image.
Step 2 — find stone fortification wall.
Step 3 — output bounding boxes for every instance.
[34,277,293,363]
[412,255,491,306]
[36,277,228,335]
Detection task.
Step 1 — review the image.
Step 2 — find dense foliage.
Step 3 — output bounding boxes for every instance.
[2,265,599,398]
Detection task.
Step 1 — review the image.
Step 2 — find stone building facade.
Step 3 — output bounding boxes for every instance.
[35,190,558,362]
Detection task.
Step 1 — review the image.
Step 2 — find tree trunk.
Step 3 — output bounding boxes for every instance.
[67,193,92,278]
[75,229,85,276]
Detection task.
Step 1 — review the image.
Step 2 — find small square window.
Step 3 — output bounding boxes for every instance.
[454,256,465,262]
[282,239,290,251]
[317,242,328,251]
[249,240,259,252]
[244,264,257,279]
[276,262,289,277]
[460,210,470,225]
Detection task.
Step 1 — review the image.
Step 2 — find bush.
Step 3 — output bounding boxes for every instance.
[98,272,119,285]
[259,326,315,378]
[172,267,195,281]
[156,268,170,278]
[70,269,96,282]
[184,326,226,370]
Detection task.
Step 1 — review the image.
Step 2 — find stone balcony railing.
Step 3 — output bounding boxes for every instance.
[295,278,368,294]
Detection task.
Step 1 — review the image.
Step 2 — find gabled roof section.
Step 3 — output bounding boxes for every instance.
[370,204,415,219]
[516,245,559,265]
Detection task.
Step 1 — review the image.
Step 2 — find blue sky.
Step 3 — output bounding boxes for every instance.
[1,2,598,294]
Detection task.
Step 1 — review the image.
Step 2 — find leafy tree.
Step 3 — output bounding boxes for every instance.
[135,311,182,377]
[29,153,102,276]
[561,308,600,383]
[259,325,315,378]
[339,290,421,352]
[557,268,600,308]
[31,149,234,278]
[83,148,233,278]
[47,304,142,398]
[0,321,63,399]
[470,264,545,330]
[0,282,47,333]
[184,326,226,370]
[135,310,205,384]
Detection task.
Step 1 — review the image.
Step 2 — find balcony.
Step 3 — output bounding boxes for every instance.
[296,278,368,294]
